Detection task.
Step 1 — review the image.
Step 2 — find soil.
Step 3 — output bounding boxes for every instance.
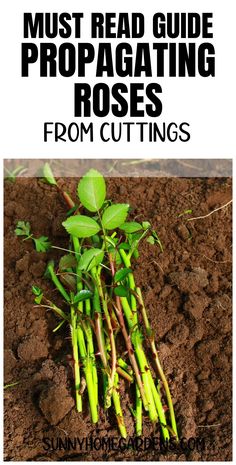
[4,175,232,461]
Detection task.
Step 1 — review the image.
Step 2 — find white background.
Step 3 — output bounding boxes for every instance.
[0,0,235,159]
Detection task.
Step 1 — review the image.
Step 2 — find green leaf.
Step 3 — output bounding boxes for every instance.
[77,169,106,212]
[44,260,54,279]
[43,163,57,186]
[115,255,122,266]
[78,248,104,271]
[91,234,101,246]
[152,230,164,252]
[73,289,93,303]
[105,236,117,247]
[146,236,155,245]
[34,294,43,304]
[62,215,100,238]
[60,273,77,291]
[133,249,139,259]
[15,221,31,237]
[131,232,143,242]
[32,286,43,304]
[5,165,27,183]
[59,254,77,271]
[33,236,51,252]
[119,222,143,233]
[142,221,151,230]
[114,268,132,283]
[32,286,42,296]
[102,204,129,230]
[118,242,130,251]
[114,285,129,297]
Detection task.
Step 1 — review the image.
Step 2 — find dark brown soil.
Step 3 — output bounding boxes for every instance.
[4,176,232,461]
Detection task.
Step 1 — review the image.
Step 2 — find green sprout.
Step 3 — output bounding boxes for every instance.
[15,221,51,252]
[177,209,193,218]
[43,162,57,186]
[4,165,27,182]
[16,167,179,441]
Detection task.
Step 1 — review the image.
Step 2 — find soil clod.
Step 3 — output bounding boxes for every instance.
[39,384,75,425]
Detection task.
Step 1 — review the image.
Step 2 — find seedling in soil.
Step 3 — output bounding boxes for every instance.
[16,168,178,441]
[177,209,193,218]
[15,221,51,252]
[4,165,27,182]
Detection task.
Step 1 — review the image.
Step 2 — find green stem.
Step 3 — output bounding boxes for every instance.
[85,358,98,424]
[118,250,168,428]
[74,303,98,424]
[47,262,70,302]
[91,267,113,411]
[39,296,69,322]
[119,248,177,439]
[70,305,82,412]
[117,357,133,382]
[76,323,98,424]
[119,249,137,313]
[72,237,98,423]
[108,253,148,411]
[72,236,81,260]
[136,287,178,440]
[96,270,117,409]
[135,340,158,422]
[112,298,148,411]
[135,383,142,436]
[116,366,133,383]
[85,296,98,407]
[147,371,169,441]
[120,296,137,327]
[112,372,127,438]
[91,267,108,369]
[117,357,133,376]
[118,295,157,420]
